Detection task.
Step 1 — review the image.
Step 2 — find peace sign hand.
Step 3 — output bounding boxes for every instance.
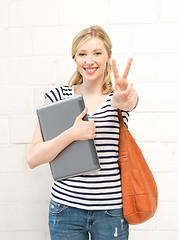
[111,58,138,111]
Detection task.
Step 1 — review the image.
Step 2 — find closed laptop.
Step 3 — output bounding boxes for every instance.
[37,95,100,181]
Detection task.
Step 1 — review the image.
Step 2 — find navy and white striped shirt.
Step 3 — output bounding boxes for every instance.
[45,85,129,210]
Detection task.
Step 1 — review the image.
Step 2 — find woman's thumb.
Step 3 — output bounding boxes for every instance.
[77,107,88,120]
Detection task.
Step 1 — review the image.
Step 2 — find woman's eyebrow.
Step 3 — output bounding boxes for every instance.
[93,49,103,51]
[78,48,103,52]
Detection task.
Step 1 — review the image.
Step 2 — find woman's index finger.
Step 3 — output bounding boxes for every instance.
[112,59,120,80]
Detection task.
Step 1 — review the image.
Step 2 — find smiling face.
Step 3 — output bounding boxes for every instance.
[74,37,111,84]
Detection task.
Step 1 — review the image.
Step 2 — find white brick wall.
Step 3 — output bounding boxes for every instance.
[0,0,179,239]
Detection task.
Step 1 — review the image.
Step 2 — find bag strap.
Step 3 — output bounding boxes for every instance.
[117,109,125,128]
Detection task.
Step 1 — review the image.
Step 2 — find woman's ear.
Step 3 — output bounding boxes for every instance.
[107,55,111,63]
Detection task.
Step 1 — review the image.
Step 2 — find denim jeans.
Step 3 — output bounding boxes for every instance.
[49,200,129,240]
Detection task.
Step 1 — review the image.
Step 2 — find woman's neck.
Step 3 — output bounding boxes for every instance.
[75,79,104,97]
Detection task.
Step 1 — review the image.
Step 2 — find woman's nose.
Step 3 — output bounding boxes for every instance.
[85,54,93,64]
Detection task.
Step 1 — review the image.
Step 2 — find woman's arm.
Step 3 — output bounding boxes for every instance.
[27,98,96,169]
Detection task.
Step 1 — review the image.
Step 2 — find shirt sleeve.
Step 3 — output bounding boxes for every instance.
[45,86,63,102]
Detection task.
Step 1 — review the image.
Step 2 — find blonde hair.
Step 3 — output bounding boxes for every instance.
[68,25,113,94]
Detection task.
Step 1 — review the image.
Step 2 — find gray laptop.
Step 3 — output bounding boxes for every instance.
[37,95,100,181]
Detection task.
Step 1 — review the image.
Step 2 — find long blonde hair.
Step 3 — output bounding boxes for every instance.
[68,25,113,94]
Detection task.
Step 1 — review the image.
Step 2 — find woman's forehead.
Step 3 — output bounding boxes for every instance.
[78,37,106,51]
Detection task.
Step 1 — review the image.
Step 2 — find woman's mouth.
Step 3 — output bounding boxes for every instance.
[84,67,98,74]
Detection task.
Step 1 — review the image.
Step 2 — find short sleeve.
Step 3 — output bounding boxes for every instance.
[121,110,130,128]
[45,87,63,102]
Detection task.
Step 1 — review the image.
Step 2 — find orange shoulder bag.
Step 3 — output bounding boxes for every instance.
[118,110,158,225]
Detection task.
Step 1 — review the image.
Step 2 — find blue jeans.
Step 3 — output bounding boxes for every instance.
[49,200,129,240]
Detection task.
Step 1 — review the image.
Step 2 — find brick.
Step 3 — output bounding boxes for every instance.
[129,113,160,142]
[147,231,179,240]
[0,116,9,144]
[158,53,179,83]
[0,29,32,57]
[138,142,173,173]
[133,24,179,53]
[7,58,57,86]
[0,0,8,28]
[0,231,45,240]
[58,56,76,85]
[9,0,58,27]
[10,115,37,144]
[161,0,179,22]
[129,231,146,240]
[0,59,7,85]
[128,53,179,92]
[33,175,52,201]
[131,83,158,113]
[0,174,52,202]
[160,113,179,142]
[0,87,33,114]
[129,54,159,83]
[33,86,54,113]
[159,203,179,230]
[157,83,179,112]
[58,0,107,25]
[0,202,49,231]
[0,145,26,173]
[157,173,179,202]
[109,0,158,24]
[174,144,179,171]
[32,27,83,56]
[3,231,45,240]
[134,83,179,112]
[0,175,32,202]
[107,26,132,54]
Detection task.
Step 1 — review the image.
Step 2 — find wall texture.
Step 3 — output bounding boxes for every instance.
[0,0,179,239]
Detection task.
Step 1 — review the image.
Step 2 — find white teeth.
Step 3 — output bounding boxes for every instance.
[85,68,96,72]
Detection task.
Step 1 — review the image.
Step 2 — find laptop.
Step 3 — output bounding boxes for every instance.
[36,95,100,181]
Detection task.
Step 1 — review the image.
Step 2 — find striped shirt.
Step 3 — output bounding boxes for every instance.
[45,85,129,210]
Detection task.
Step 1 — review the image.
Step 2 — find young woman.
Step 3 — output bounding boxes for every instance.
[27,25,138,240]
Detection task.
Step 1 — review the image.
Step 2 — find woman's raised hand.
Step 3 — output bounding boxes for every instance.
[71,108,96,141]
[111,58,137,111]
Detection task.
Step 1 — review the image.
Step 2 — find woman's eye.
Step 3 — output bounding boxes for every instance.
[79,53,85,56]
[95,52,101,55]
